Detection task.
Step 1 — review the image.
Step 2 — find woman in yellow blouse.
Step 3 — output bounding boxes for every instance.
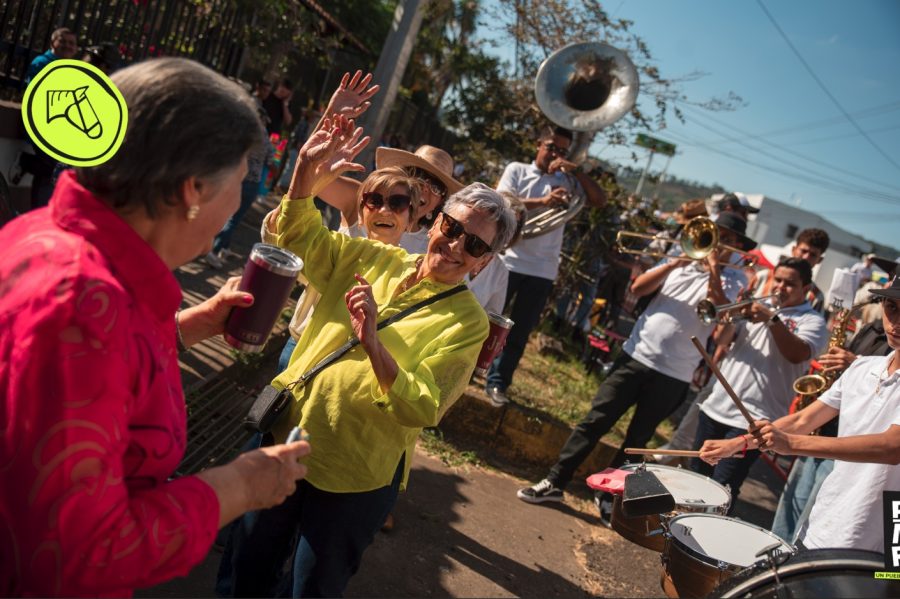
[218,117,516,597]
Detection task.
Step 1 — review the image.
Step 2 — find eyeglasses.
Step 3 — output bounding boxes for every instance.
[543,142,569,158]
[410,168,448,202]
[361,191,412,213]
[439,212,493,258]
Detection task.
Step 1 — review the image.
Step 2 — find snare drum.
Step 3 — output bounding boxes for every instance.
[611,463,731,552]
[662,514,793,598]
[712,548,900,598]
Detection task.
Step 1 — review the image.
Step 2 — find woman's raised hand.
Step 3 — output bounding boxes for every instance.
[326,70,380,120]
[345,273,378,349]
[289,115,369,200]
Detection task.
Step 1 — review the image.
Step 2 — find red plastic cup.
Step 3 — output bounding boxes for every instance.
[474,313,514,376]
[225,243,303,353]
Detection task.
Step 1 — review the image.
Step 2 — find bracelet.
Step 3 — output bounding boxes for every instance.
[741,435,749,458]
[175,310,188,353]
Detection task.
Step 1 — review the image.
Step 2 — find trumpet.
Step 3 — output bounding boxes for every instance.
[615,216,757,267]
[696,294,780,325]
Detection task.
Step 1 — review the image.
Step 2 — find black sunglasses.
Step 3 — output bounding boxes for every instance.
[410,168,448,201]
[439,212,493,258]
[362,191,412,213]
[543,142,569,158]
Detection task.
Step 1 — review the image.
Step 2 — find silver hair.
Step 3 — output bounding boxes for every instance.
[443,182,517,251]
[76,57,262,218]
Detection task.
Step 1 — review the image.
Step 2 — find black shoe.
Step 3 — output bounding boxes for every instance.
[517,479,564,504]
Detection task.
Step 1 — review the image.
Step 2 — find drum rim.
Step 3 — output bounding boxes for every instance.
[667,513,793,570]
[619,462,732,508]
[713,548,889,598]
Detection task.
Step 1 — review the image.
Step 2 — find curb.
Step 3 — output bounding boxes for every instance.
[439,388,619,482]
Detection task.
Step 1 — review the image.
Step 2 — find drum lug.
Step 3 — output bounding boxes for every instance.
[646,526,665,538]
[716,559,729,571]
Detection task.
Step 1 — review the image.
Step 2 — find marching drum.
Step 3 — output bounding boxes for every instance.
[661,514,793,598]
[712,548,900,598]
[611,463,731,552]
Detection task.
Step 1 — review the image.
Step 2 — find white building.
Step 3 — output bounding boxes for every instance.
[712,193,897,297]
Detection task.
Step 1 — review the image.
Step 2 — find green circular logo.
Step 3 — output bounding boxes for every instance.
[21,59,128,167]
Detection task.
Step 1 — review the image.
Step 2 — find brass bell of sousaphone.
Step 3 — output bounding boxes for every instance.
[525,42,639,238]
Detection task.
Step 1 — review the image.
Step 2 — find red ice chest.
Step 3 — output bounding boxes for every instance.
[585,467,631,495]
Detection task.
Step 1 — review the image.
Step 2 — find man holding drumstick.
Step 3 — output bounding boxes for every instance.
[700,278,900,552]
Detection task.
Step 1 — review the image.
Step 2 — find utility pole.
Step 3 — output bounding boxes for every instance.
[356,0,428,168]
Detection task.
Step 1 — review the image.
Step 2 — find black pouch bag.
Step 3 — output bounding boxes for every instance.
[243,385,292,434]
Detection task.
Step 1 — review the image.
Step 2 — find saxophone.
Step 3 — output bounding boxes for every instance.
[792,299,858,416]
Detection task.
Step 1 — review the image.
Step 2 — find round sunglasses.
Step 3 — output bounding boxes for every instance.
[361,191,412,213]
[410,168,448,201]
[439,211,493,258]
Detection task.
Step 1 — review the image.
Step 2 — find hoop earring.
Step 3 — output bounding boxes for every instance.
[186,205,200,221]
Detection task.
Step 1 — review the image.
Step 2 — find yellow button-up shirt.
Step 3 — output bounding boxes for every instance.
[271,196,488,492]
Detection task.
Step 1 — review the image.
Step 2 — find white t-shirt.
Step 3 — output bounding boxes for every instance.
[700,301,828,429]
[496,161,581,281]
[623,261,747,382]
[466,257,508,315]
[802,353,900,552]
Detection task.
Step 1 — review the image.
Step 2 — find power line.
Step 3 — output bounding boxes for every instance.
[680,104,900,195]
[757,0,900,171]
[732,100,900,142]
[659,128,900,204]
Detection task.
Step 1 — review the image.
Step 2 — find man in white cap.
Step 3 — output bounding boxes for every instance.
[850,253,875,286]
[484,125,607,406]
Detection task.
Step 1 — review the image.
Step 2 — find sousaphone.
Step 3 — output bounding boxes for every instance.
[525,42,639,238]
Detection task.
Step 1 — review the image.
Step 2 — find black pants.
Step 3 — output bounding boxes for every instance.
[690,411,761,509]
[485,271,554,392]
[548,354,689,489]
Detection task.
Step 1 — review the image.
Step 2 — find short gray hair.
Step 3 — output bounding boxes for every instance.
[77,57,262,218]
[443,183,517,251]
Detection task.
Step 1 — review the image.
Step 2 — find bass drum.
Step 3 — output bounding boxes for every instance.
[712,548,900,598]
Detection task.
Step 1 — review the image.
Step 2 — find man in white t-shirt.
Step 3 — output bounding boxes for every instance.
[691,257,828,505]
[484,126,607,406]
[517,213,752,504]
[850,253,875,286]
[700,278,900,552]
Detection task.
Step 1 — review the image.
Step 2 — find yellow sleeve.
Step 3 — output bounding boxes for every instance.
[274,195,349,292]
[370,307,488,428]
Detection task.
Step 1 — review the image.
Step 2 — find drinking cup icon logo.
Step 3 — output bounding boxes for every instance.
[21,59,127,167]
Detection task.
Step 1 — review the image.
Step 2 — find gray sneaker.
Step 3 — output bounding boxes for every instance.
[517,479,564,504]
[203,251,224,269]
[485,386,509,407]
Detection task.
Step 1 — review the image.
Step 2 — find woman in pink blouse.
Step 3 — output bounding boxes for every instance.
[0,58,309,597]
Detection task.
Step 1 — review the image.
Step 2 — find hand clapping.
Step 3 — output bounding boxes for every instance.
[289,115,370,200]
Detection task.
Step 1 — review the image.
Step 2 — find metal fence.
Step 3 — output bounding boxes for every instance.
[0,0,252,96]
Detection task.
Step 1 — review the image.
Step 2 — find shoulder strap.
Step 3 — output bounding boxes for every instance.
[285,284,467,391]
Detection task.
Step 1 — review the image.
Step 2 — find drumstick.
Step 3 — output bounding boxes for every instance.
[624,448,745,459]
[625,448,700,457]
[691,336,756,428]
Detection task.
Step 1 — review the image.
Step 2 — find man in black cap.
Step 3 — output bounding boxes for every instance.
[518,213,753,508]
[700,276,900,553]
[717,192,760,222]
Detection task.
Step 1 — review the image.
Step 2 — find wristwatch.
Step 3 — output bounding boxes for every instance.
[767,314,781,328]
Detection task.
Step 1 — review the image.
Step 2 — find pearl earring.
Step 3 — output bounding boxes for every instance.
[186,205,200,221]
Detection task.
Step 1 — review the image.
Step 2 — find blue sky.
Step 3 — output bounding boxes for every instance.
[480,0,900,249]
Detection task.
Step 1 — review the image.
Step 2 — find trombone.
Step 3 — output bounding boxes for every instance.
[614,216,757,267]
[696,294,779,325]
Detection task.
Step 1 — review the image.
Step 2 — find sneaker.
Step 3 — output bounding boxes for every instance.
[218,248,242,261]
[517,479,564,504]
[203,251,224,269]
[485,386,509,407]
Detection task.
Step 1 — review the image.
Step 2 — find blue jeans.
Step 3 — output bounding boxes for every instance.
[216,456,404,598]
[278,337,298,373]
[689,411,761,509]
[214,180,260,253]
[485,271,554,392]
[771,455,834,543]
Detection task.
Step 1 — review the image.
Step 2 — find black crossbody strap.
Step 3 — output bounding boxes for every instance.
[284,284,467,391]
